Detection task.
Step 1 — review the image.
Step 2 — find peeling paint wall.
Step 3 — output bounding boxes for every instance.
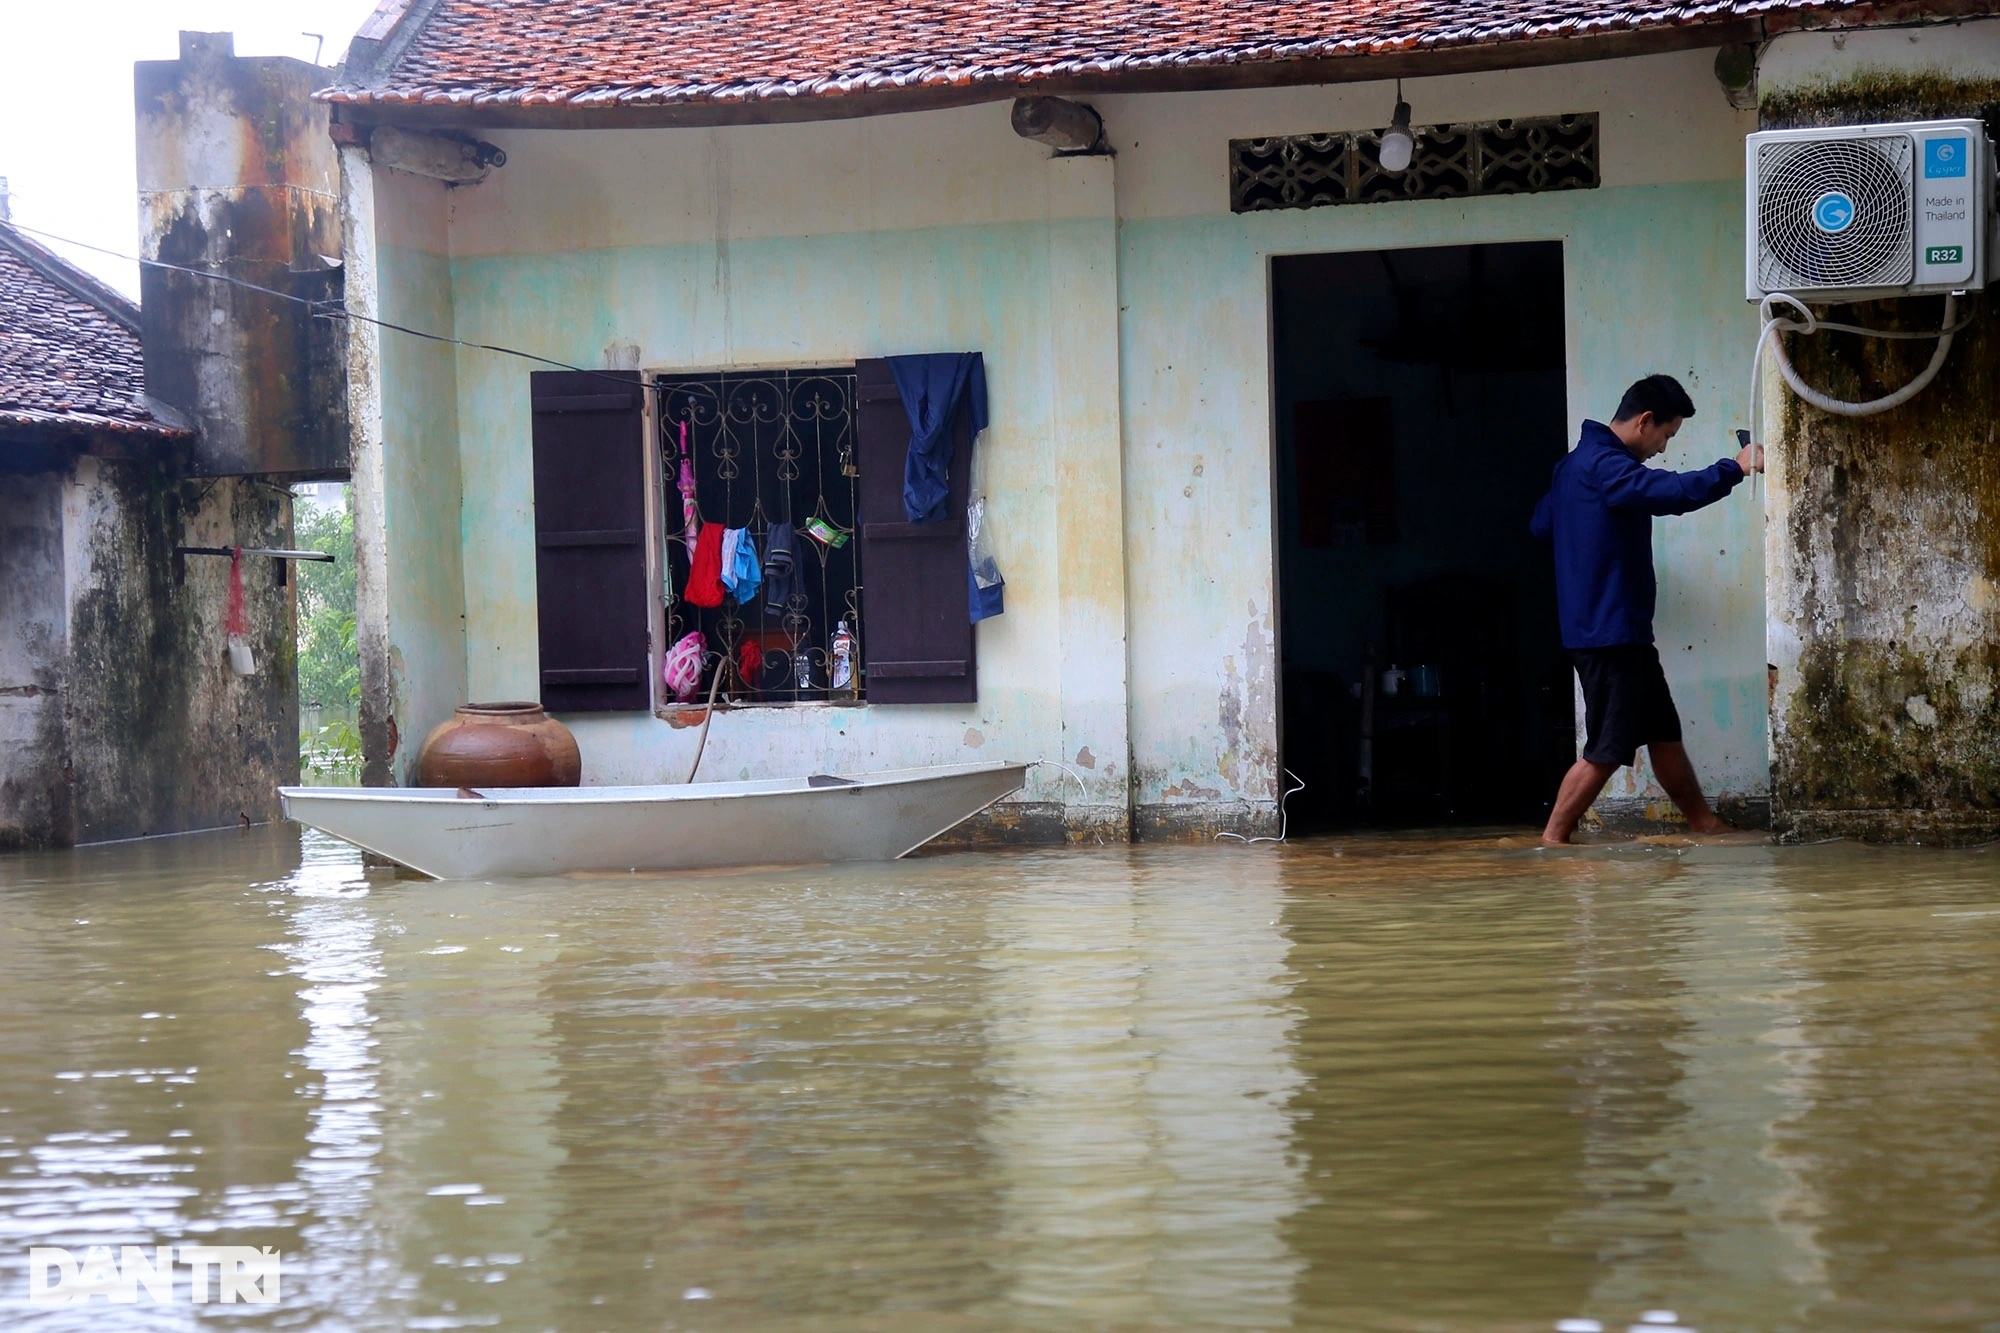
[0,459,293,847]
[356,48,1775,836]
[1761,22,2000,843]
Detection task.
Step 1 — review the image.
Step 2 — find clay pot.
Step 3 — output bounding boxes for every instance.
[416,701,582,788]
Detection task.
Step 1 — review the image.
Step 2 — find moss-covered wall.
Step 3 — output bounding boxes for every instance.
[0,458,295,848]
[1763,66,2000,843]
[64,463,296,843]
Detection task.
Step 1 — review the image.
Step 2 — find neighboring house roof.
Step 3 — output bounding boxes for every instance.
[0,224,187,441]
[328,0,1995,122]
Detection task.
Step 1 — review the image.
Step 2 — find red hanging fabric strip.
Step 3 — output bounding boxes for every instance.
[225,547,248,637]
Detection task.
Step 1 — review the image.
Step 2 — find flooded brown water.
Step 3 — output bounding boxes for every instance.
[2,827,1998,1330]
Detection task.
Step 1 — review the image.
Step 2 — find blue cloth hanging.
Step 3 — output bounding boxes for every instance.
[888,353,988,524]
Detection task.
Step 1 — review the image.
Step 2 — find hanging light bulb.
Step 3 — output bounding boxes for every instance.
[1379,80,1415,173]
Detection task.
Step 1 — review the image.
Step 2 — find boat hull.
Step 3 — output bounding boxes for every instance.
[278,761,1030,880]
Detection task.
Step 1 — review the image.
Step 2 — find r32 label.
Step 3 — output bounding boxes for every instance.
[1925,245,1965,265]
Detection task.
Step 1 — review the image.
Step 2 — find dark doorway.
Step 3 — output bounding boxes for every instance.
[1272,243,1573,830]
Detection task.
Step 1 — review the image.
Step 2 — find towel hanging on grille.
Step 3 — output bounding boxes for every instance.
[685,523,725,608]
[662,631,706,702]
[726,528,762,605]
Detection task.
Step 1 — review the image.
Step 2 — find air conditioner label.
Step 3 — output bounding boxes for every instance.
[1914,130,1978,287]
[1924,137,1968,178]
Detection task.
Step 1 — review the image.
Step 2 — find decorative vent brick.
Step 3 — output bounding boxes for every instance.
[1230,113,1600,213]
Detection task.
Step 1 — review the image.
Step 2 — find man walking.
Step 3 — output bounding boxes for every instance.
[1531,374,1763,845]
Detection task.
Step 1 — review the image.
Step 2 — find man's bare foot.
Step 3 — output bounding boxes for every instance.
[1686,816,1736,836]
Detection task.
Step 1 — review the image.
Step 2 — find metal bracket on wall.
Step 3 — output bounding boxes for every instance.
[173,546,335,588]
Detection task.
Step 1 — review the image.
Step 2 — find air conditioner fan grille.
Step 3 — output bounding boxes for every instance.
[1757,136,1913,291]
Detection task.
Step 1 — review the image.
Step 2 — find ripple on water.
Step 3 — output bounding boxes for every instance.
[0,828,1996,1329]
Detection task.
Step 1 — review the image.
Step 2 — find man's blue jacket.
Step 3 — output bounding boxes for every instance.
[1531,420,1744,649]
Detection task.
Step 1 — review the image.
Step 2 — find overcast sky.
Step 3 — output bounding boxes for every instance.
[0,0,381,297]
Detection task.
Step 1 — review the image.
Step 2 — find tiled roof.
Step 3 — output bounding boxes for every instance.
[328,0,1981,113]
[0,225,186,440]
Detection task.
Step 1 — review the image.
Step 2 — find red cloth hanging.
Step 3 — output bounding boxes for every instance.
[225,547,248,637]
[737,640,762,691]
[684,523,726,607]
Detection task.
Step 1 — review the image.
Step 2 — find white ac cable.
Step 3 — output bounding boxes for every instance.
[1215,768,1306,845]
[1033,760,1104,845]
[1749,291,1964,439]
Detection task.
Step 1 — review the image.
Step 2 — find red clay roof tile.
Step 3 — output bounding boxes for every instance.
[0,226,187,440]
[327,0,1984,111]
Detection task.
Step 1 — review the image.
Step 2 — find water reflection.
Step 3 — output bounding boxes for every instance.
[1,829,1998,1329]
[980,851,1305,1326]
[280,835,392,1323]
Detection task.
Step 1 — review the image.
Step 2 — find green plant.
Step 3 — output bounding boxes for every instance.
[301,718,364,782]
[295,494,358,711]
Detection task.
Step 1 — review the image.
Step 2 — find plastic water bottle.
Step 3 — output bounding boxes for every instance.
[794,647,813,692]
[830,619,854,694]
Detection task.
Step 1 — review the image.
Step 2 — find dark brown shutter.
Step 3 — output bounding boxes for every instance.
[854,357,976,704]
[530,370,650,712]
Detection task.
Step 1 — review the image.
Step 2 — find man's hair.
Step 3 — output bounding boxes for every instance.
[1613,374,1697,424]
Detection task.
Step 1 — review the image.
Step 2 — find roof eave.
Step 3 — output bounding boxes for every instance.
[319,1,1994,131]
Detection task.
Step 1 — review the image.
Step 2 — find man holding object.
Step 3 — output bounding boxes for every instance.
[1531,374,1764,845]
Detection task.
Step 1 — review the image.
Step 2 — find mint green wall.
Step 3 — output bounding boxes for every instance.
[445,222,1094,798]
[360,74,1769,819]
[1118,179,1768,807]
[376,232,467,779]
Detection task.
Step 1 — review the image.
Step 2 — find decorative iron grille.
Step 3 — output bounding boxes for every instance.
[657,368,863,705]
[1230,114,1599,213]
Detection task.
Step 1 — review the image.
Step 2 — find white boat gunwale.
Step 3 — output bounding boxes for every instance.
[278,759,1032,879]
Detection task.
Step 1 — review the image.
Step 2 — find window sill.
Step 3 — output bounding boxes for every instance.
[655,698,867,720]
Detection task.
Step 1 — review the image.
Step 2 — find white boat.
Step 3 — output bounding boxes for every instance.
[278,760,1030,880]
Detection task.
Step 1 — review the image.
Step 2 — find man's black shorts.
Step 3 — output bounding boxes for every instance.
[1571,643,1682,767]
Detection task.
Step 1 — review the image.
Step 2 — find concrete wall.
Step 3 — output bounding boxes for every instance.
[0,460,295,847]
[135,32,346,479]
[1760,21,2000,843]
[355,46,1775,834]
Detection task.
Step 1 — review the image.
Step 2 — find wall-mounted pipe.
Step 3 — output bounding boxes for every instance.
[174,545,335,587]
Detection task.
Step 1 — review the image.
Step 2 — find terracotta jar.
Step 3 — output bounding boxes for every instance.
[416,702,582,788]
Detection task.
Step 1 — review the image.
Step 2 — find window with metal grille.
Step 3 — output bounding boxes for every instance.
[1230,114,1599,214]
[657,368,864,705]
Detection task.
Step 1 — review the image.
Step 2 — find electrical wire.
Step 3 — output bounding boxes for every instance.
[1215,767,1305,845]
[2,219,668,395]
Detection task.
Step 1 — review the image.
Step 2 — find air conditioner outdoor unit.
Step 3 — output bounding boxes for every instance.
[1746,119,1992,301]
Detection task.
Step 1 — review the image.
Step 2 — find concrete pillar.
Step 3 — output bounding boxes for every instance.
[1760,24,2000,843]
[1047,155,1133,839]
[338,143,396,788]
[135,31,346,478]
